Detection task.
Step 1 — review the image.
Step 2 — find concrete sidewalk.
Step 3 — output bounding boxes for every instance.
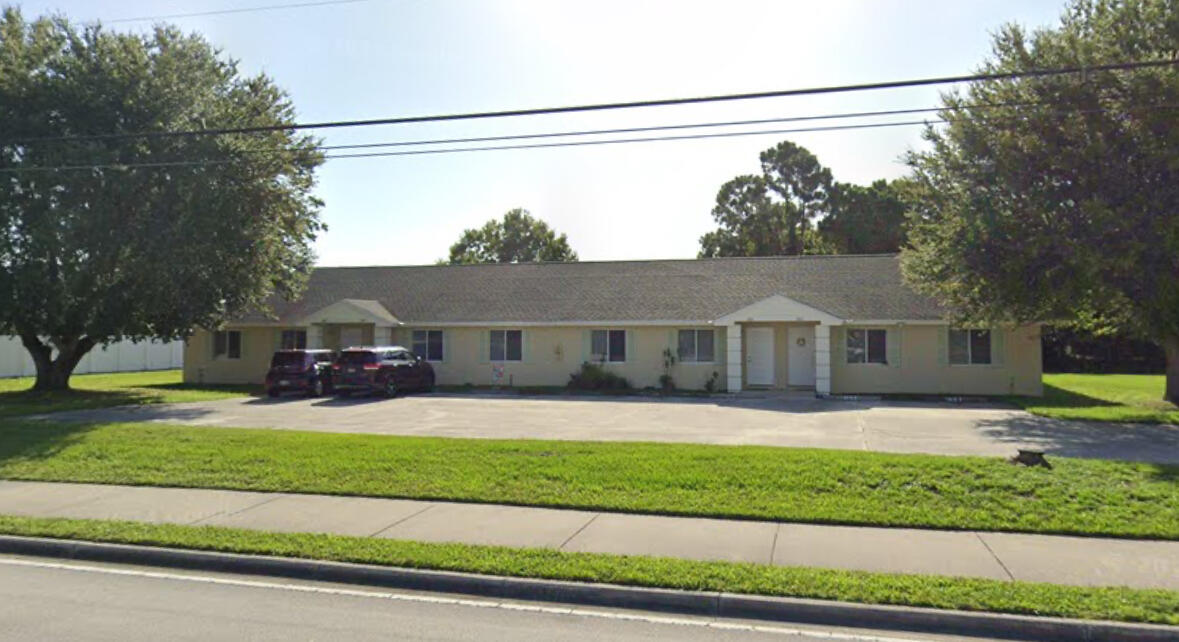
[1,480,1176,591]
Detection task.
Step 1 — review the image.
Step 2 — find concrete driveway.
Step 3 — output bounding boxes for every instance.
[35,392,1179,464]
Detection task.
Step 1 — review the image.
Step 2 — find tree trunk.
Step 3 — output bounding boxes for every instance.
[20,333,97,392]
[1165,335,1179,406]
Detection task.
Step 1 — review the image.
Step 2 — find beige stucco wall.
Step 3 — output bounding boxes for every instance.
[184,321,1043,397]
[183,327,283,385]
[830,324,1042,396]
[393,325,727,390]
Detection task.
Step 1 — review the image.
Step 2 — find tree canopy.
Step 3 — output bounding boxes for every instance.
[699,141,906,258]
[447,208,578,264]
[820,179,909,254]
[0,9,325,389]
[900,0,1179,402]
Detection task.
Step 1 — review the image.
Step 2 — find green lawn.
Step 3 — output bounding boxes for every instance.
[0,515,1174,625]
[2,421,1176,539]
[1013,374,1179,424]
[0,370,257,419]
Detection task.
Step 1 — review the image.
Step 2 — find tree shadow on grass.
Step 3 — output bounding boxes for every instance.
[138,382,262,396]
[1013,383,1121,409]
[0,382,260,420]
[0,419,104,466]
[0,388,159,420]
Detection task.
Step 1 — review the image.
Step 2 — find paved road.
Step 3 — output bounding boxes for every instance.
[38,393,1179,463]
[0,555,979,641]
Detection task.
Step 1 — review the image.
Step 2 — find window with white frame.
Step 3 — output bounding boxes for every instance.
[677,329,715,362]
[412,330,444,361]
[949,329,991,365]
[280,329,306,350]
[591,329,626,362]
[846,328,887,364]
[489,329,523,361]
[213,330,241,359]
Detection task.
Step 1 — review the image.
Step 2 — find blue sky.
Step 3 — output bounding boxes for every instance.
[20,0,1066,265]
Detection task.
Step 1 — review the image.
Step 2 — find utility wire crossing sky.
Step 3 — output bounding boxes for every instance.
[15,0,1080,265]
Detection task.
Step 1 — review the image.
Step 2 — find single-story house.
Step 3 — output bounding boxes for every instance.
[183,254,1043,396]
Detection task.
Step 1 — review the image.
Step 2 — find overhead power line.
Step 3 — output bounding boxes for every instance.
[2,118,938,171]
[107,0,378,23]
[4,98,1178,173]
[0,119,933,172]
[6,58,1176,146]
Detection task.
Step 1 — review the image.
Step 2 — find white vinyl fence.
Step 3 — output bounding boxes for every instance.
[0,336,183,378]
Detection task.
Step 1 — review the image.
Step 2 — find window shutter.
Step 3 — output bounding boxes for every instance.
[667,330,676,356]
[625,330,635,363]
[991,328,1005,367]
[937,326,949,366]
[521,330,530,363]
[441,330,450,363]
[831,327,846,364]
[887,327,901,368]
[478,330,489,364]
[581,330,591,363]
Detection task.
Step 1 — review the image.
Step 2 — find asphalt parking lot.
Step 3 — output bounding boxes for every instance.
[37,392,1179,463]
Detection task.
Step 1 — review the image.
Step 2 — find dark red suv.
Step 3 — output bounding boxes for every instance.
[265,349,336,397]
[332,346,435,397]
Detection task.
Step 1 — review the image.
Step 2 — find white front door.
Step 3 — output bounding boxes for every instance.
[745,326,775,386]
[787,325,816,387]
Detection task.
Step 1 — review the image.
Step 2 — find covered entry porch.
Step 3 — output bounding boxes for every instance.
[714,295,840,395]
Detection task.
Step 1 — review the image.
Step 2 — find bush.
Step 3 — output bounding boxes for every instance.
[568,362,631,391]
[703,371,720,393]
[658,373,675,392]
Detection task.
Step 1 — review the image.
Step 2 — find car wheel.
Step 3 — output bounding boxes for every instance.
[384,377,398,398]
[423,373,435,392]
[336,389,351,398]
[267,388,279,398]
[309,379,324,398]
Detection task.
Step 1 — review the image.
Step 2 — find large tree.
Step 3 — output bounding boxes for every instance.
[698,142,834,257]
[760,141,833,255]
[0,9,324,390]
[448,208,578,264]
[820,179,909,254]
[901,0,1179,402]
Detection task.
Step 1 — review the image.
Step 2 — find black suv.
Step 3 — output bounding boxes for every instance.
[332,346,435,397]
[265,349,336,397]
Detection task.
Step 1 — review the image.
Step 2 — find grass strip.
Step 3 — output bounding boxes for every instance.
[2,421,1176,539]
[0,370,255,419]
[0,514,1175,625]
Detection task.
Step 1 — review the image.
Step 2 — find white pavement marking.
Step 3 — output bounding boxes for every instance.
[0,556,929,642]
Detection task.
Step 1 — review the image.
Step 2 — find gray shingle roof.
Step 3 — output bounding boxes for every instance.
[240,254,943,325]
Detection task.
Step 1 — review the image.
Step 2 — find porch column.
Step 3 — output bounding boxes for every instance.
[814,323,831,396]
[306,324,323,349]
[725,323,742,392]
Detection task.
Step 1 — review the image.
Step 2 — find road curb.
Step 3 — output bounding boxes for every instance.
[0,534,1174,641]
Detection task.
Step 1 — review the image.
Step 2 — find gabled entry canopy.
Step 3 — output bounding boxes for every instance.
[712,294,842,325]
[296,299,402,326]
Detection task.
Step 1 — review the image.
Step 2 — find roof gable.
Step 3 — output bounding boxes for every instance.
[714,294,842,325]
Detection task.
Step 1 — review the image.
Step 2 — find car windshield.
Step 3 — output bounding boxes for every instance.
[270,352,308,368]
[338,351,378,365]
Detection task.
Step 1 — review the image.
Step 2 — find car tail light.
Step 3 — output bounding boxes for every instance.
[362,363,379,371]
[332,364,341,370]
